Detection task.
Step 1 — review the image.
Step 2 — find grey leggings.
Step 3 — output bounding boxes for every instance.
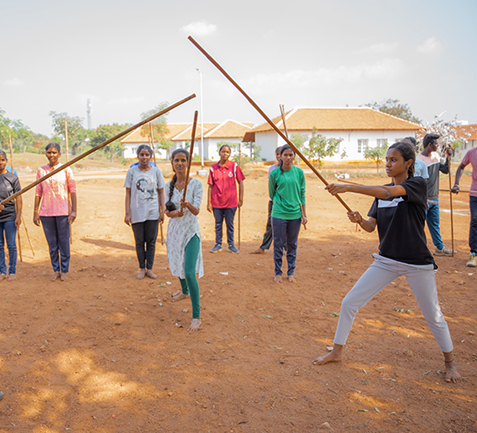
[334,254,454,353]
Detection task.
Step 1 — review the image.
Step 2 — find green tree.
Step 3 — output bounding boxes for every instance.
[140,102,169,148]
[364,143,388,173]
[290,133,308,152]
[89,123,132,161]
[304,129,343,168]
[364,99,421,124]
[49,111,86,155]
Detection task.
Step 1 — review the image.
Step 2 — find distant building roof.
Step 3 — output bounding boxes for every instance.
[204,120,253,139]
[250,107,421,133]
[456,124,477,141]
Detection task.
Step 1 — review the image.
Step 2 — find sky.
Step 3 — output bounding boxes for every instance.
[1,0,476,136]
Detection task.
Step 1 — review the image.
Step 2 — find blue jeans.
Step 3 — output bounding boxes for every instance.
[470,196,477,255]
[426,199,444,250]
[272,217,301,276]
[0,220,17,275]
[40,216,70,273]
[213,207,237,247]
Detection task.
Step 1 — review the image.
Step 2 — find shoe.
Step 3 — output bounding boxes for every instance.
[210,244,222,253]
[466,253,477,267]
[228,245,239,253]
[433,246,453,256]
[0,390,4,401]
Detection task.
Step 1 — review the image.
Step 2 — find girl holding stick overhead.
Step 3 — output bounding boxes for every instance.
[34,143,76,282]
[313,141,461,383]
[165,148,203,332]
[0,150,22,281]
[269,145,307,283]
[124,144,165,280]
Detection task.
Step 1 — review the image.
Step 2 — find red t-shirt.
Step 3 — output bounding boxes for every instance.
[208,161,245,208]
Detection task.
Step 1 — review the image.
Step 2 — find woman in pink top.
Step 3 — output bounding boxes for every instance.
[34,143,77,281]
[207,144,245,253]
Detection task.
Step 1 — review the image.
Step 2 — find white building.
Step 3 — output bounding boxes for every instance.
[455,124,477,160]
[244,107,421,161]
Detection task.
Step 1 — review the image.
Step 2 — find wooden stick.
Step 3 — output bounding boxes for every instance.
[188,36,352,213]
[238,142,242,248]
[9,136,22,262]
[0,94,195,206]
[238,206,241,249]
[440,189,477,194]
[280,104,306,230]
[448,172,454,257]
[181,111,199,209]
[149,122,156,166]
[23,219,35,257]
[160,221,164,245]
[64,119,69,162]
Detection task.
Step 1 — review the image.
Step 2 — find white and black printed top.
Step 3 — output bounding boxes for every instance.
[367,176,435,266]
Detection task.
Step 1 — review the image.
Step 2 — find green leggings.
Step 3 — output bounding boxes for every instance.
[179,234,201,319]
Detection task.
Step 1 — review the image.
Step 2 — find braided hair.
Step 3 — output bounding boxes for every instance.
[165,148,190,211]
[388,141,415,179]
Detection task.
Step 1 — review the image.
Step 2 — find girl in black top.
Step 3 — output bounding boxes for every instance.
[312,141,460,383]
[0,150,22,281]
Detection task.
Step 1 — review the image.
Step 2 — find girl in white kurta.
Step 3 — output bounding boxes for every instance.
[165,149,203,331]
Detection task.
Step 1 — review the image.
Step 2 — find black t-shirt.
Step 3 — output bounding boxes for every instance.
[367,176,434,266]
[0,172,21,223]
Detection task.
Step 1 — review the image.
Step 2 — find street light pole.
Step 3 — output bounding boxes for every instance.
[196,67,205,173]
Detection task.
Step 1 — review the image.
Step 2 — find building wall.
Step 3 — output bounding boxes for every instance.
[455,139,477,160]
[122,142,167,159]
[257,129,418,161]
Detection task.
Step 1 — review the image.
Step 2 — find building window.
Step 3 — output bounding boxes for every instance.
[377,139,388,147]
[357,139,369,153]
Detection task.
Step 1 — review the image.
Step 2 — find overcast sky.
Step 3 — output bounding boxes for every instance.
[1,0,476,136]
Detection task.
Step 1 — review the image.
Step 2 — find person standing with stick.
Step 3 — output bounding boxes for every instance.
[452,146,477,267]
[34,143,76,282]
[312,141,461,383]
[166,148,204,332]
[124,144,165,280]
[269,145,307,283]
[0,150,22,281]
[207,144,245,253]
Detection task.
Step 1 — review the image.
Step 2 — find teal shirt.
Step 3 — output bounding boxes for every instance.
[269,165,305,220]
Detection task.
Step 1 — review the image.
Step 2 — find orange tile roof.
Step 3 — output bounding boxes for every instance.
[120,124,191,143]
[172,123,219,141]
[250,107,420,133]
[204,120,253,139]
[456,124,477,141]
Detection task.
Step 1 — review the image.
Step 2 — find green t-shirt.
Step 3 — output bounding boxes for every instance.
[269,165,305,220]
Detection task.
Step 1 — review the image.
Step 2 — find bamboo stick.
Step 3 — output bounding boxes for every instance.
[0,94,195,207]
[8,136,22,261]
[448,172,454,256]
[149,122,156,166]
[64,119,69,162]
[181,111,199,208]
[440,189,477,194]
[238,141,241,248]
[188,36,352,212]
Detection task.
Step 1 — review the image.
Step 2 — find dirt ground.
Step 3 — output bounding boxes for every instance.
[0,164,476,433]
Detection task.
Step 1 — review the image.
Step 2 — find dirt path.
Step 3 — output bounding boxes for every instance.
[0,169,475,433]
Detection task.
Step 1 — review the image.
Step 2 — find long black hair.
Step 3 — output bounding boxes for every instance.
[278,144,295,174]
[165,148,190,212]
[388,141,415,179]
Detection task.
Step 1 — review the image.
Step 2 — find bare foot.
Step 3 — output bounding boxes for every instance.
[7,274,16,281]
[0,274,6,281]
[50,272,60,282]
[60,273,68,282]
[187,318,202,331]
[146,270,158,279]
[312,346,343,365]
[288,275,296,283]
[136,269,146,280]
[274,275,282,283]
[249,248,265,254]
[171,293,190,302]
[445,360,461,383]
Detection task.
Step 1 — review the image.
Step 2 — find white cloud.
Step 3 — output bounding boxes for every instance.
[242,58,404,94]
[359,42,399,54]
[3,77,24,87]
[182,20,217,37]
[417,37,442,54]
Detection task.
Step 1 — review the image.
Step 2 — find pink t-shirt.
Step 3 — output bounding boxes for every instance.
[462,148,477,197]
[208,161,245,208]
[35,163,76,216]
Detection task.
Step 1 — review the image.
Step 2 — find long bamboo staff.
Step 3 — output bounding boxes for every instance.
[64,119,74,245]
[149,122,156,166]
[188,36,352,213]
[440,189,477,194]
[238,141,241,248]
[8,136,22,261]
[0,94,195,207]
[64,119,69,162]
[448,171,455,256]
[181,111,199,209]
[280,104,306,230]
